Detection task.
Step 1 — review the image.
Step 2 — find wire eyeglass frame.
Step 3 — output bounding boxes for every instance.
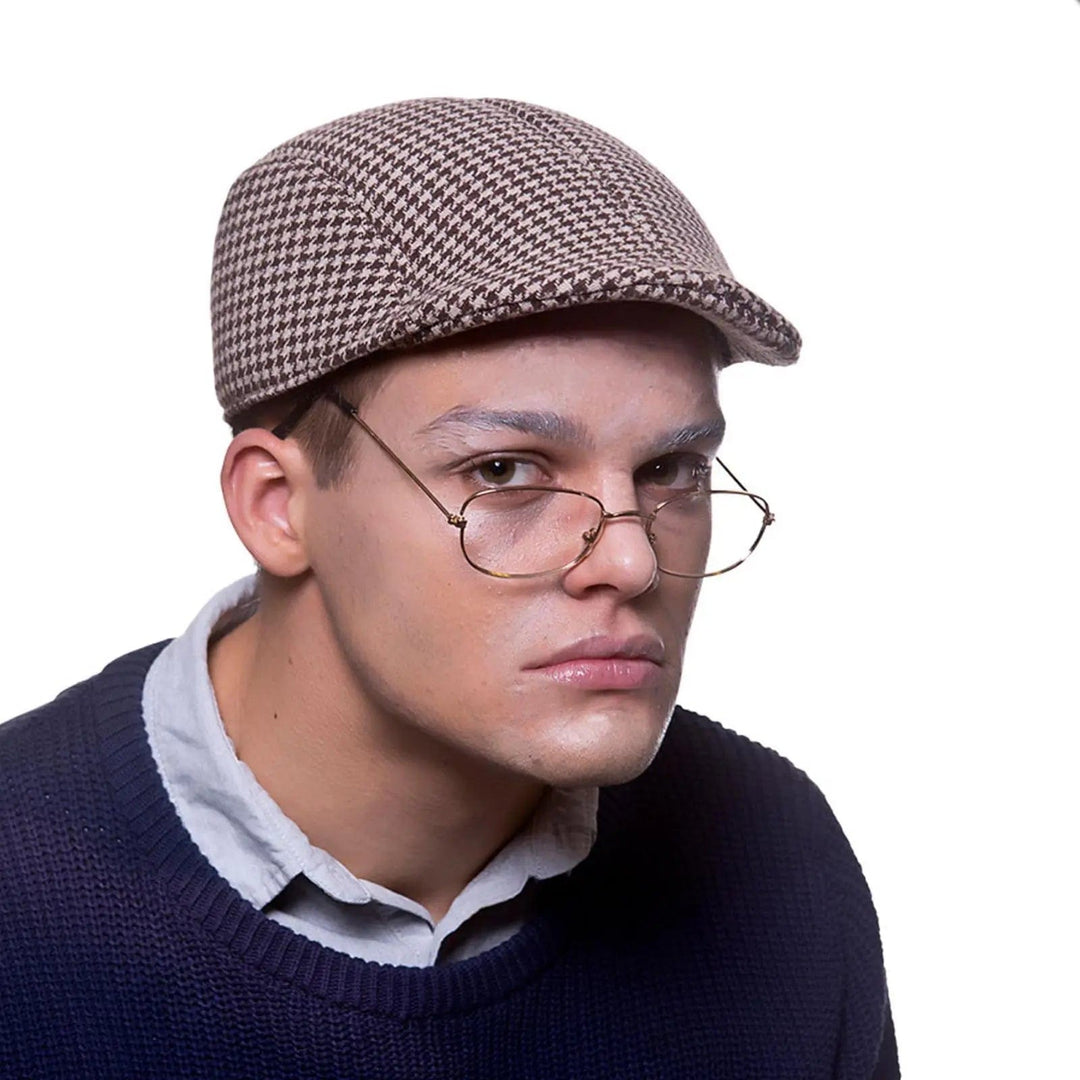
[272,385,774,580]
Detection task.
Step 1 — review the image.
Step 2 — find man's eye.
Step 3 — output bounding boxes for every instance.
[637,455,710,490]
[473,458,542,486]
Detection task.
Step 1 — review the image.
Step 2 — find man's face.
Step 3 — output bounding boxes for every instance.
[299,305,723,789]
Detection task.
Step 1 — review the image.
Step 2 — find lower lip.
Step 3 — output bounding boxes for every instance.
[529,658,662,689]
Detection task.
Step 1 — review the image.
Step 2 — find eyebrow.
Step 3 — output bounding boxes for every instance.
[418,406,726,453]
[419,407,596,448]
[659,415,727,452]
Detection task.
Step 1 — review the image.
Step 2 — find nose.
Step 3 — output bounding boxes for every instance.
[560,509,660,600]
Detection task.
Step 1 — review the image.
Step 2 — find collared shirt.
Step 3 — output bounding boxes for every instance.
[142,576,598,966]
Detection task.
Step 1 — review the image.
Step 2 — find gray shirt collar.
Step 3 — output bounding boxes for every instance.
[143,577,598,960]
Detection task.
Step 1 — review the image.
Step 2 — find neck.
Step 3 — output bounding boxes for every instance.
[207,573,545,922]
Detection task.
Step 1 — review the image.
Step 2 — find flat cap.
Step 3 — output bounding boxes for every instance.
[211,97,800,421]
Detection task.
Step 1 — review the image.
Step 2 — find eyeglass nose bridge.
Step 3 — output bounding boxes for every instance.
[581,507,659,550]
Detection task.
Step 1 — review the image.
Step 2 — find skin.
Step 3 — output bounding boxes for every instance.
[209,303,724,921]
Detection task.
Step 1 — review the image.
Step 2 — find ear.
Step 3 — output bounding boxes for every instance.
[220,429,312,578]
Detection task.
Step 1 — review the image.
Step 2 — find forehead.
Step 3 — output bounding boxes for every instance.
[362,303,721,428]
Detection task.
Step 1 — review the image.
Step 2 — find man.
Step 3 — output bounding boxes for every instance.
[0,98,898,1077]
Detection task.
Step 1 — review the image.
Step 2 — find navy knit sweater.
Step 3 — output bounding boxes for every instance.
[0,643,898,1079]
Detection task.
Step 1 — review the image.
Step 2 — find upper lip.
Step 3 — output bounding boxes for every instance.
[530,634,665,668]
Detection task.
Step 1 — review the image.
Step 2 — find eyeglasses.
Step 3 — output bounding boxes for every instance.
[273,386,774,580]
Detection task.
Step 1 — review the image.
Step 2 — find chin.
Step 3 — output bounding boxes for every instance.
[517,700,675,789]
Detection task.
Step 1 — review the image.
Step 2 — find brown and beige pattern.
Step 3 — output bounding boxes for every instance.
[211,97,800,421]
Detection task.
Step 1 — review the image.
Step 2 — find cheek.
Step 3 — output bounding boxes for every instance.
[673,577,705,642]
[644,576,703,659]
[309,493,704,775]
[318,509,535,703]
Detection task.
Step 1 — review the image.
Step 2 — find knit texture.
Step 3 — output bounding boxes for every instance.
[0,645,896,1079]
[211,97,801,421]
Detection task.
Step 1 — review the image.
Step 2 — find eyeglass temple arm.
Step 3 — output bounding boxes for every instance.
[269,385,461,523]
[715,457,771,518]
[270,388,322,441]
[323,387,464,526]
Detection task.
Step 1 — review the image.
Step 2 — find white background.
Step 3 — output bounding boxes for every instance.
[2,1,1077,1072]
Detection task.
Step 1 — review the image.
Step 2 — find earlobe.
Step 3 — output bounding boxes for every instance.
[220,430,312,578]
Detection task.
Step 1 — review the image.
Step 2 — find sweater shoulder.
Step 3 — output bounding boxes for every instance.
[666,704,808,777]
[660,707,883,967]
[635,706,878,927]
[594,704,864,893]
[0,641,170,790]
[660,704,839,830]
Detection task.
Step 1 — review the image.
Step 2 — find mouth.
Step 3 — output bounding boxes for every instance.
[525,634,665,690]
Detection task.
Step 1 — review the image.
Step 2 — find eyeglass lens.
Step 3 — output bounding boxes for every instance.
[460,489,768,577]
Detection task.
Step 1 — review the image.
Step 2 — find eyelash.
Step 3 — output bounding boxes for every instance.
[460,455,547,488]
[460,453,712,491]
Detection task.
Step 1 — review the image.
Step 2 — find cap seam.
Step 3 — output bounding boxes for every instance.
[478,99,664,251]
[264,147,416,303]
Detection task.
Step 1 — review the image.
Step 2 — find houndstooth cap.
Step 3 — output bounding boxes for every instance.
[211,97,801,422]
